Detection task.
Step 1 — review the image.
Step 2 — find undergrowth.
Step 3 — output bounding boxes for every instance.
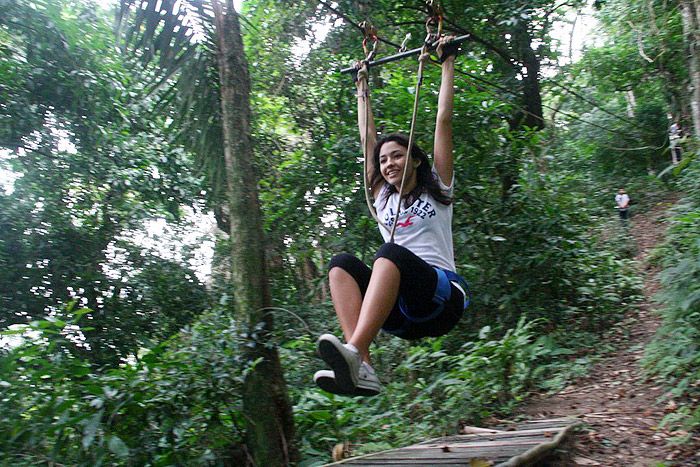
[644,155,700,443]
[288,318,636,465]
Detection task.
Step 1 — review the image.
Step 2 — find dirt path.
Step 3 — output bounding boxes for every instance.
[512,194,699,466]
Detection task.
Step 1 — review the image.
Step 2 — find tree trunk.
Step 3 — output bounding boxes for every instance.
[680,0,700,137]
[500,18,545,200]
[517,30,544,132]
[212,1,297,465]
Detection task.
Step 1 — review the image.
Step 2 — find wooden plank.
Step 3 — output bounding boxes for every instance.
[415,430,567,446]
[495,420,580,467]
[336,462,468,466]
[325,418,580,466]
[405,441,543,450]
[364,444,536,456]
[434,422,577,438]
[331,442,540,465]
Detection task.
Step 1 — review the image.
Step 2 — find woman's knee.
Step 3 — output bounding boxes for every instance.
[328,253,370,288]
[375,243,403,263]
[328,263,351,284]
[374,242,414,270]
[328,253,361,274]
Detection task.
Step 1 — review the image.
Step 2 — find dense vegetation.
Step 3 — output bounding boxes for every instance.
[645,159,700,443]
[0,0,697,465]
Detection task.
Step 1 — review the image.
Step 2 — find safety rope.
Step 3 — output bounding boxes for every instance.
[387,45,431,244]
[360,80,389,232]
[358,23,389,232]
[386,11,443,244]
[357,10,446,243]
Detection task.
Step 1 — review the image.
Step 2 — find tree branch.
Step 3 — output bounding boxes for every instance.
[628,21,654,63]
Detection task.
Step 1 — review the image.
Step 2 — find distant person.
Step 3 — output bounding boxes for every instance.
[669,122,681,165]
[615,188,630,221]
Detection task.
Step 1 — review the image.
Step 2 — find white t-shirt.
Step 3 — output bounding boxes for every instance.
[615,193,630,208]
[669,123,680,140]
[374,167,455,272]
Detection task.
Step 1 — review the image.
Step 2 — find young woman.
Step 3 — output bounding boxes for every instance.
[314,37,469,396]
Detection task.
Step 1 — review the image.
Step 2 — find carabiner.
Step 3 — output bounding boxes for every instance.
[425,0,444,40]
[362,35,379,61]
[359,21,380,61]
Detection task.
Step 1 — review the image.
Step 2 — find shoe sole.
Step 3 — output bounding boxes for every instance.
[317,335,358,392]
[315,372,379,397]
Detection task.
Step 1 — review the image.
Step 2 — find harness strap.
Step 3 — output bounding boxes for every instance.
[442,269,470,309]
[386,267,470,336]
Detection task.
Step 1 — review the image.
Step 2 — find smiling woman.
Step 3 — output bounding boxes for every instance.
[313,36,471,398]
[378,141,419,191]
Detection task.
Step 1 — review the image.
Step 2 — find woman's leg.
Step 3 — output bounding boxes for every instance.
[321,254,385,394]
[327,254,371,356]
[329,266,363,343]
[342,243,439,359]
[347,258,401,363]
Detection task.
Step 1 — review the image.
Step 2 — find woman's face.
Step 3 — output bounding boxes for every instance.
[378,141,420,189]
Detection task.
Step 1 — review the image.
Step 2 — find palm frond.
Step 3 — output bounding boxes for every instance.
[117,0,224,203]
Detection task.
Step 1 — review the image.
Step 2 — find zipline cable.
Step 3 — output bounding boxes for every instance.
[322,1,666,142]
[547,79,666,136]
[316,0,403,50]
[446,63,662,142]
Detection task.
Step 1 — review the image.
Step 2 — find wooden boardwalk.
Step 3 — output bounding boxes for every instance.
[326,418,580,466]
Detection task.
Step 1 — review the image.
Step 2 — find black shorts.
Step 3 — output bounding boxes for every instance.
[328,243,465,340]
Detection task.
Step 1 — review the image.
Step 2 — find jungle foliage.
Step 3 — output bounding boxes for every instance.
[0,0,697,465]
[645,157,700,440]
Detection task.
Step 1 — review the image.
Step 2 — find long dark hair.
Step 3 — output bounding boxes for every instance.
[371,133,452,209]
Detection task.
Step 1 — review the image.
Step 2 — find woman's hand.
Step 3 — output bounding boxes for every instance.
[436,35,458,63]
[354,61,369,87]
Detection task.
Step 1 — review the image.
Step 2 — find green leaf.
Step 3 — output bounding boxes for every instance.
[108,435,130,458]
[82,412,102,450]
[478,326,491,339]
[308,410,332,421]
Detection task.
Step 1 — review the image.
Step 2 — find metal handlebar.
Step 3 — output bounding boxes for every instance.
[340,34,470,74]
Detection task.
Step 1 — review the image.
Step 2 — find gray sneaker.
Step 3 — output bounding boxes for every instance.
[313,368,382,397]
[317,334,360,392]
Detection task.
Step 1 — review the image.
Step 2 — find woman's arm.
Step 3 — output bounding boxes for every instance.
[433,38,456,186]
[356,64,380,195]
